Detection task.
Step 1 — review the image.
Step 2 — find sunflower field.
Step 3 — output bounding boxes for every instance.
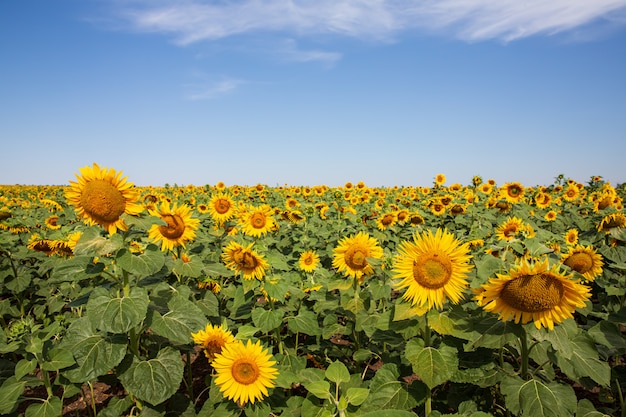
[1,164,625,417]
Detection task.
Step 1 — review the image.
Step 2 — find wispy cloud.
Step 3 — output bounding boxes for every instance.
[113,0,626,44]
[183,74,247,100]
[276,39,342,65]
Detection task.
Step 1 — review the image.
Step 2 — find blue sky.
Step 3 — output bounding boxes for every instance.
[2,0,626,188]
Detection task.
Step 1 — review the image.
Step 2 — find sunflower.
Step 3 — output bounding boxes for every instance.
[299,250,320,273]
[495,217,526,241]
[499,182,525,204]
[212,339,278,406]
[392,228,473,310]
[27,234,56,256]
[544,210,558,222]
[148,201,200,251]
[408,212,425,227]
[191,323,236,361]
[561,245,604,282]
[239,204,277,237]
[65,163,143,234]
[44,215,61,230]
[434,173,446,186]
[222,241,269,280]
[534,192,552,209]
[208,193,236,225]
[376,212,397,231]
[598,212,626,233]
[562,184,580,203]
[564,229,579,246]
[332,232,383,283]
[476,258,590,330]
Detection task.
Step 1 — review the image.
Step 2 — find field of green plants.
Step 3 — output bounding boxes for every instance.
[0,164,625,417]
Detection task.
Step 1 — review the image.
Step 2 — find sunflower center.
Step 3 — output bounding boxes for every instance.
[204,340,224,359]
[412,253,452,289]
[215,199,231,214]
[251,212,267,229]
[381,214,394,226]
[80,180,126,223]
[232,359,260,385]
[158,214,186,239]
[563,253,593,274]
[241,252,258,269]
[303,255,313,265]
[500,273,564,312]
[344,245,368,270]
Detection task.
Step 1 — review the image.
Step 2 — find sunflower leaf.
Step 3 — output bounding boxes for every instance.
[406,344,458,390]
[86,287,150,334]
[24,397,63,417]
[116,245,165,278]
[500,375,576,417]
[325,360,350,384]
[555,333,611,387]
[149,293,207,345]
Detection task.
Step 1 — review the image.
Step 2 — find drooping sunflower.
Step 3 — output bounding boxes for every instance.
[208,193,236,225]
[332,232,383,283]
[191,323,236,361]
[561,245,604,282]
[598,212,626,233]
[148,202,200,251]
[393,228,473,310]
[44,215,61,230]
[65,163,143,234]
[475,258,591,330]
[27,234,56,256]
[212,339,279,406]
[239,204,277,237]
[222,241,269,280]
[299,250,320,273]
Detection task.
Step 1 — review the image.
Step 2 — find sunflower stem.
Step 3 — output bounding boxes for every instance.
[519,327,530,380]
[425,388,432,416]
[267,296,284,355]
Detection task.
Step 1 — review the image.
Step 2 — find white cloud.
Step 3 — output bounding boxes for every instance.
[114,0,626,43]
[277,39,342,64]
[184,75,246,100]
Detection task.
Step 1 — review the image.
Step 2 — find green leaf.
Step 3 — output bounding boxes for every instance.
[149,293,207,345]
[263,275,291,302]
[466,316,524,349]
[119,347,184,406]
[172,256,204,278]
[346,387,369,406]
[97,396,133,417]
[556,334,611,387]
[25,397,63,417]
[251,308,284,333]
[0,376,26,414]
[325,360,350,384]
[116,246,165,278]
[360,364,420,411]
[41,347,76,371]
[576,398,607,417]
[287,310,322,336]
[87,286,150,333]
[588,321,626,351]
[304,380,331,400]
[500,375,577,417]
[74,227,124,256]
[58,317,127,382]
[406,344,458,390]
[49,255,96,283]
[359,411,419,417]
[15,357,37,380]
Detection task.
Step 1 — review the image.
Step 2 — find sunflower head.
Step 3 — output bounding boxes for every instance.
[476,258,591,330]
[299,250,320,273]
[212,339,279,406]
[148,202,200,251]
[332,232,383,283]
[65,163,143,234]
[191,323,235,361]
[561,245,603,282]
[393,228,473,311]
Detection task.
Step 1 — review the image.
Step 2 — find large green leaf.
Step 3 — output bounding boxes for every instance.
[465,316,524,349]
[73,227,124,256]
[87,286,150,333]
[405,343,458,390]
[41,347,76,371]
[0,376,26,414]
[555,334,611,387]
[149,293,207,345]
[25,397,62,417]
[251,307,284,333]
[58,317,127,382]
[325,360,350,384]
[48,255,98,283]
[287,310,322,336]
[116,245,165,278]
[360,364,420,412]
[500,375,576,417]
[119,347,184,406]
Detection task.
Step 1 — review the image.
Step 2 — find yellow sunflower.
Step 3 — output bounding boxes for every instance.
[65,163,143,234]
[544,210,558,222]
[434,173,447,186]
[564,229,579,246]
[495,217,526,241]
[393,228,473,310]
[239,204,277,237]
[27,234,56,256]
[222,241,269,280]
[208,193,236,225]
[44,215,62,230]
[534,191,552,209]
[191,323,236,361]
[376,212,397,230]
[212,339,279,406]
[332,232,383,283]
[561,245,604,282]
[598,212,626,233]
[499,182,525,204]
[148,202,200,251]
[299,250,320,273]
[475,258,591,330]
